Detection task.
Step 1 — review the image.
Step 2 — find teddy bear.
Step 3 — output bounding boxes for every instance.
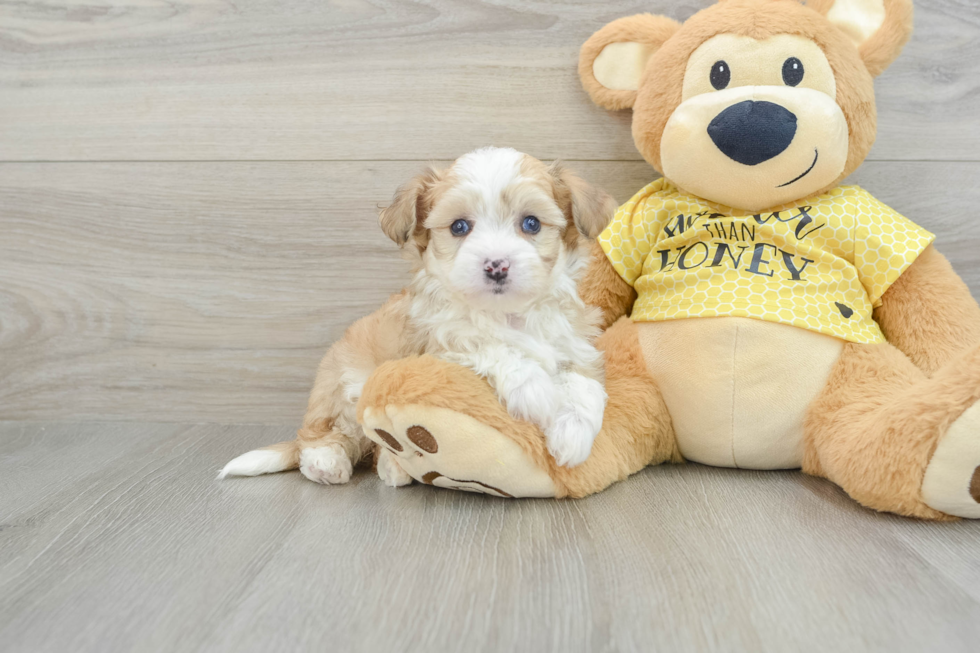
[356,0,980,520]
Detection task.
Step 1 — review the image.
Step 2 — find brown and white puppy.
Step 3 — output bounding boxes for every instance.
[219,147,616,486]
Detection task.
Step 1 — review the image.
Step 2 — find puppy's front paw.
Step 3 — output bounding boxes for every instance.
[299,444,353,485]
[502,366,559,430]
[546,375,606,467]
[545,409,598,467]
[376,448,412,488]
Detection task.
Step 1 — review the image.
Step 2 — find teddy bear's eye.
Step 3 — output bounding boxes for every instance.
[710,60,731,90]
[782,57,805,87]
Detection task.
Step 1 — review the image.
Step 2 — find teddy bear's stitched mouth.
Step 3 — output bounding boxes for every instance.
[777,148,819,188]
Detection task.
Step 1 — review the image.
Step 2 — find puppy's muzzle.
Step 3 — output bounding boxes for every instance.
[484,259,510,284]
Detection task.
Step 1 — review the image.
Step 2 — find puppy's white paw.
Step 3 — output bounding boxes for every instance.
[299,444,353,485]
[545,409,598,467]
[502,365,559,431]
[546,374,606,467]
[376,448,412,488]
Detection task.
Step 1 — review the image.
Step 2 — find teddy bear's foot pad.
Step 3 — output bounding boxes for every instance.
[361,404,556,498]
[922,401,980,518]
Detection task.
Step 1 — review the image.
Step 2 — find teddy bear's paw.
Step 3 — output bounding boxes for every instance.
[921,401,980,518]
[299,444,353,485]
[376,447,412,488]
[360,403,557,498]
[499,364,559,431]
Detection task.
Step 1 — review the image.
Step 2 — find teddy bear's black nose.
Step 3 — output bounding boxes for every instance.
[707,100,798,166]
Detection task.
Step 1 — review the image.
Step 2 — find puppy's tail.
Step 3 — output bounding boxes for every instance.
[217,440,300,480]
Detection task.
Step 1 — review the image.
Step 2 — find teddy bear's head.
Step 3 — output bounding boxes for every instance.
[580,0,912,212]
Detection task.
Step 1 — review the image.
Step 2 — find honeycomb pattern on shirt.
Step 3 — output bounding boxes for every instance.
[598,179,935,344]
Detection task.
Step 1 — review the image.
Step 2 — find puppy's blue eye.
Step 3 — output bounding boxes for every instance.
[521,216,541,234]
[450,219,470,236]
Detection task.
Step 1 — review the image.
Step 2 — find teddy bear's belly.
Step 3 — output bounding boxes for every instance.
[636,317,844,469]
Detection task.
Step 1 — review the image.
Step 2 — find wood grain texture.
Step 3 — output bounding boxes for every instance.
[0,422,977,653]
[2,160,978,423]
[0,0,978,162]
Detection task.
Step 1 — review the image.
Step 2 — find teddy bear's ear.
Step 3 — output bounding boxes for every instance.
[579,14,681,111]
[809,0,913,77]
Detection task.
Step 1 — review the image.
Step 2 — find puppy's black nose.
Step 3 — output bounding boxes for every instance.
[707,100,797,166]
[484,259,509,283]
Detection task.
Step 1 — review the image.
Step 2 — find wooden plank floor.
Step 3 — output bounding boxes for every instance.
[0,421,978,653]
[2,0,980,651]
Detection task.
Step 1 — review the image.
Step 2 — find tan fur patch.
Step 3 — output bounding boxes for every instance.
[803,341,980,520]
[296,291,417,466]
[576,242,637,330]
[379,167,445,249]
[873,246,980,375]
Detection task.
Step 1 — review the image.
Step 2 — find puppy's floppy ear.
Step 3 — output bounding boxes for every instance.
[548,162,617,240]
[579,14,681,111]
[809,0,913,77]
[379,166,443,248]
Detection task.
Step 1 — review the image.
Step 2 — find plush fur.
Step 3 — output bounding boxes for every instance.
[577,241,637,329]
[803,340,980,520]
[873,245,980,375]
[579,14,682,111]
[808,0,914,77]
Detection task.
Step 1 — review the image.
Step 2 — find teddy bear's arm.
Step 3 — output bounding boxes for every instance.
[578,241,637,329]
[873,245,980,375]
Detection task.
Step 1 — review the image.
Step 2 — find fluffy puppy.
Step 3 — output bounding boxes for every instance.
[219,147,616,487]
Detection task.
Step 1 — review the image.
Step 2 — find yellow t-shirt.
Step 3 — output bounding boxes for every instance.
[598,179,935,343]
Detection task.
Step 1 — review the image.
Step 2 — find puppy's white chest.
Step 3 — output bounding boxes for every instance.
[501,320,571,370]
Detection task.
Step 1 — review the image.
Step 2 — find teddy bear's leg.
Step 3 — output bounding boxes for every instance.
[803,341,980,520]
[357,317,681,498]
